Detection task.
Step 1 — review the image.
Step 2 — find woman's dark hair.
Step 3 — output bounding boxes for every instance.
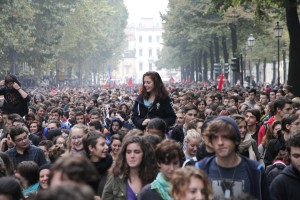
[75,111,86,124]
[0,177,24,200]
[146,118,167,138]
[16,161,39,186]
[142,134,162,150]
[263,121,281,147]
[82,131,106,158]
[0,152,14,176]
[36,181,94,200]
[50,154,99,193]
[0,161,7,177]
[48,144,65,163]
[141,71,169,102]
[196,99,207,107]
[155,139,185,166]
[110,134,122,144]
[187,118,204,131]
[38,140,53,151]
[29,120,43,134]
[281,114,298,132]
[111,135,158,186]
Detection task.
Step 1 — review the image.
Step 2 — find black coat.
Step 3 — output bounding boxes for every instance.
[131,95,176,130]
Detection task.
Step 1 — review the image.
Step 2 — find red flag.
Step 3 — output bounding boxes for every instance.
[169,76,175,84]
[186,75,191,83]
[217,71,224,91]
[128,77,133,87]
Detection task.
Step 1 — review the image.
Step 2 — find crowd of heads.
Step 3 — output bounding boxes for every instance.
[1,72,300,199]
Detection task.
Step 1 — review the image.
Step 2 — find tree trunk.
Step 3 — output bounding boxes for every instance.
[229,23,238,57]
[214,34,220,79]
[209,41,214,80]
[222,35,229,64]
[282,50,287,84]
[8,48,18,74]
[263,57,267,83]
[286,0,300,96]
[256,59,260,84]
[198,49,203,82]
[191,60,195,82]
[222,35,229,81]
[203,51,208,81]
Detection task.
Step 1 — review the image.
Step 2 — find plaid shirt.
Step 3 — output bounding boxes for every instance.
[5,145,47,168]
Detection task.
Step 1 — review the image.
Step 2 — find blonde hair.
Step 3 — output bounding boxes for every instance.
[67,124,88,153]
[184,129,201,143]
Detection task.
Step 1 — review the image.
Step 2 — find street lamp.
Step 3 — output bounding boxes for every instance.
[274,21,283,86]
[247,34,255,87]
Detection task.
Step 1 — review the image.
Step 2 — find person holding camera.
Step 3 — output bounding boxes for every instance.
[0,74,31,117]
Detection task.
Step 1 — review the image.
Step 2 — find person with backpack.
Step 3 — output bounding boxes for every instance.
[270,133,300,199]
[265,150,289,186]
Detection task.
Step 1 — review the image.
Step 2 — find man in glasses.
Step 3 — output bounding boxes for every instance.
[5,125,47,168]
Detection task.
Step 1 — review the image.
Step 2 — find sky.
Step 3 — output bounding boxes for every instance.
[124,0,169,22]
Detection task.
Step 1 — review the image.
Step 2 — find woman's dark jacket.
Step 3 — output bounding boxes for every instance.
[131,95,176,130]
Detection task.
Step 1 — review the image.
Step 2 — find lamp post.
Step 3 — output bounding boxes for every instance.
[274,21,283,86]
[247,34,255,87]
[243,47,247,87]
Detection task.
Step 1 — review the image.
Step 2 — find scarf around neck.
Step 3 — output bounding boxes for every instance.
[151,172,173,200]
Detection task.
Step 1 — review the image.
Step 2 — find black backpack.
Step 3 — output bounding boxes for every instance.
[265,161,286,186]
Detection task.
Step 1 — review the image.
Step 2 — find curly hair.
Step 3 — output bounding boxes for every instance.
[171,166,212,200]
[111,135,158,186]
[140,71,169,102]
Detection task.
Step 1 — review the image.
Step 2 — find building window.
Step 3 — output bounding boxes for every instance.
[139,49,143,57]
[139,36,142,43]
[149,49,152,57]
[156,35,160,43]
[156,48,161,58]
[149,63,152,71]
[148,36,152,43]
[139,63,143,71]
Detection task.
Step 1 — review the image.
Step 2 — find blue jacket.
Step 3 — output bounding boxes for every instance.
[195,155,270,200]
[131,95,176,130]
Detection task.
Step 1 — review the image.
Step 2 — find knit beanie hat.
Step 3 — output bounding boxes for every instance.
[214,116,241,142]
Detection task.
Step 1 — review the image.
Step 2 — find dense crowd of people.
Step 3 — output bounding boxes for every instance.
[0,72,300,200]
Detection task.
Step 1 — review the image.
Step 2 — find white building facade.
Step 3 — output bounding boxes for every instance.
[116,17,180,84]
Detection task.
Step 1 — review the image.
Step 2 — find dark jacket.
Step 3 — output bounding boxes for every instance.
[170,125,184,145]
[264,134,286,167]
[0,85,31,117]
[138,184,163,200]
[195,155,270,200]
[106,118,123,145]
[131,95,176,130]
[93,154,113,197]
[270,165,300,200]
